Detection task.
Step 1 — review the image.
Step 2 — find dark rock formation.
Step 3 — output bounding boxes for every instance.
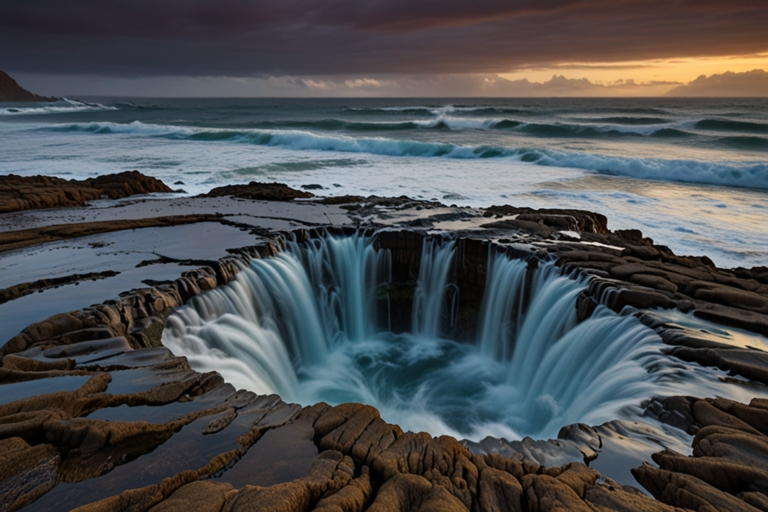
[4,197,768,510]
[84,171,174,200]
[483,205,609,234]
[0,171,173,214]
[0,271,120,305]
[543,230,768,339]
[205,182,314,201]
[0,175,102,214]
[319,195,368,206]
[0,214,225,254]
[0,314,671,512]
[0,231,641,511]
[0,71,57,102]
[635,395,768,511]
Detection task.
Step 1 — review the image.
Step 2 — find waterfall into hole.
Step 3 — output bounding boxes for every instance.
[162,233,766,440]
[412,238,456,338]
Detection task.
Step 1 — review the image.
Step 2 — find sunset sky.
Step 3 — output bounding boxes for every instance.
[2,0,767,97]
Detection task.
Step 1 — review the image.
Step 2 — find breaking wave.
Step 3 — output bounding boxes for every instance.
[342,105,531,116]
[572,116,671,125]
[695,119,768,134]
[0,99,117,116]
[340,105,672,117]
[46,121,768,189]
[252,117,519,132]
[528,151,768,189]
[251,116,690,138]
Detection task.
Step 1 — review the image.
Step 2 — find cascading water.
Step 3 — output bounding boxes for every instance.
[162,235,388,398]
[162,233,767,441]
[412,238,456,338]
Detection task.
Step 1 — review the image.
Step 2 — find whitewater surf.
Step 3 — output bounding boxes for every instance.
[2,97,767,268]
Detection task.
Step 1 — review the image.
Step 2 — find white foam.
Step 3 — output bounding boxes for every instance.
[49,121,768,190]
[535,150,768,190]
[0,99,117,116]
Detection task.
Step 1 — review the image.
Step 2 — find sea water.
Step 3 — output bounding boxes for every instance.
[1,97,766,268]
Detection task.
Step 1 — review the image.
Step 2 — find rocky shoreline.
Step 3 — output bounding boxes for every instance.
[2,174,768,511]
[0,172,174,214]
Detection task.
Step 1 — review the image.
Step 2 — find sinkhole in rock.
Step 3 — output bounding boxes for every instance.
[161,232,756,442]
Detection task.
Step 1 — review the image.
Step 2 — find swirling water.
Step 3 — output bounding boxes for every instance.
[1,97,767,267]
[162,234,767,441]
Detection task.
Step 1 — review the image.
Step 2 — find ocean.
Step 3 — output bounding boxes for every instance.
[1,97,766,268]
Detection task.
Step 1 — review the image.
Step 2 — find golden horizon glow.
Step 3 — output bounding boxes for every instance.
[500,52,768,93]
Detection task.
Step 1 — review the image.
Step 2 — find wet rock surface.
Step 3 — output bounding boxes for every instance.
[204,182,314,201]
[0,214,227,254]
[482,205,609,234]
[0,171,173,214]
[84,171,175,200]
[0,271,120,305]
[631,395,768,511]
[2,191,768,510]
[0,315,677,512]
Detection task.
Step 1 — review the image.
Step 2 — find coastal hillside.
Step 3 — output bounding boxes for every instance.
[0,70,56,102]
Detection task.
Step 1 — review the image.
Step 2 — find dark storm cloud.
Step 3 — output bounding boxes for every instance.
[1,0,766,76]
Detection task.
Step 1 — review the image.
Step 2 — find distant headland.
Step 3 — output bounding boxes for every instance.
[0,70,58,102]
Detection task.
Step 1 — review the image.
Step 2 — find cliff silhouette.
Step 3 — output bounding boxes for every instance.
[0,70,57,102]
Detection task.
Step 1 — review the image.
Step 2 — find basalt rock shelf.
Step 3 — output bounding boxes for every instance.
[2,189,768,511]
[0,171,175,215]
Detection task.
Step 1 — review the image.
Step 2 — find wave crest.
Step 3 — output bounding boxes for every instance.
[47,121,768,190]
[0,99,117,116]
[695,119,768,134]
[243,116,694,138]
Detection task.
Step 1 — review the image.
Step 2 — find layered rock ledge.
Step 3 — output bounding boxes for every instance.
[1,182,768,511]
[0,172,173,214]
[204,182,315,202]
